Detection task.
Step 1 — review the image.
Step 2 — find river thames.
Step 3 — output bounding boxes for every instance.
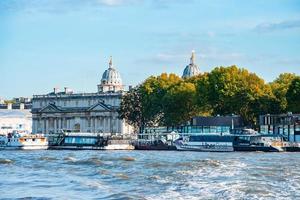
[0,151,300,200]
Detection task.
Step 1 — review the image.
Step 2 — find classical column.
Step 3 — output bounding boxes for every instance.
[95,117,98,132]
[100,117,103,132]
[45,119,49,134]
[32,119,36,134]
[103,117,107,133]
[54,118,57,133]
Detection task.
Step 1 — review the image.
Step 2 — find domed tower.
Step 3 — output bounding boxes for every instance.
[98,57,124,93]
[182,51,200,78]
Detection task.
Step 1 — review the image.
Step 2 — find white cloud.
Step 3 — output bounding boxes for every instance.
[254,19,300,32]
[98,0,127,6]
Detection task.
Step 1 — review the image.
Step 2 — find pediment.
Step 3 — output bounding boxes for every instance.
[39,104,62,113]
[88,102,112,112]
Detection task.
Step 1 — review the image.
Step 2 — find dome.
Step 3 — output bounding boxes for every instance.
[182,51,200,78]
[101,67,122,85]
[98,57,123,92]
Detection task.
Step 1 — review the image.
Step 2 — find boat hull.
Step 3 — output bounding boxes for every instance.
[135,144,176,151]
[175,144,234,152]
[1,145,48,150]
[49,144,134,150]
[233,145,279,152]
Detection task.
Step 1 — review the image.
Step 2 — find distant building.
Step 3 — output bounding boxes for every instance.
[0,97,32,110]
[142,115,244,134]
[259,113,300,142]
[0,105,32,135]
[31,57,133,135]
[182,51,201,78]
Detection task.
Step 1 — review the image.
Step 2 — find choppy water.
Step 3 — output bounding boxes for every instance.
[0,151,300,200]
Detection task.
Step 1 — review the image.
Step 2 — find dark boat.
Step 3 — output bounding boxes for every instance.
[134,140,176,150]
[48,131,134,150]
[233,134,286,152]
[134,132,179,150]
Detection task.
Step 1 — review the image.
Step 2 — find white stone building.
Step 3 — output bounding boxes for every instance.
[31,57,133,135]
[0,106,32,136]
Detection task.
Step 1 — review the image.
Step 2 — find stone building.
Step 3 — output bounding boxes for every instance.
[0,104,32,136]
[31,57,133,135]
[182,51,200,78]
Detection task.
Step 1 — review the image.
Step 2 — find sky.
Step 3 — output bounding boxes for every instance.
[0,0,299,99]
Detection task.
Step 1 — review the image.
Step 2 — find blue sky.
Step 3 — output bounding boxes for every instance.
[0,0,299,99]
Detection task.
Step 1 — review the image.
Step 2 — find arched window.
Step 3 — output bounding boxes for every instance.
[74,123,80,132]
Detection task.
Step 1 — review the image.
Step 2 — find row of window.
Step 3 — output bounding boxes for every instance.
[37,99,118,107]
[260,125,300,134]
[64,137,97,145]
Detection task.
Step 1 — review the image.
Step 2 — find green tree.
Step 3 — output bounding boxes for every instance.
[139,73,182,125]
[204,65,275,126]
[269,73,297,112]
[286,77,300,113]
[118,86,143,130]
[193,73,213,115]
[162,81,198,126]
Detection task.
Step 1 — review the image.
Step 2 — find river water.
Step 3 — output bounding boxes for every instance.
[0,150,300,200]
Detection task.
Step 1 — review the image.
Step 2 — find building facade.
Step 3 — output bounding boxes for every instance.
[0,105,32,136]
[31,57,133,135]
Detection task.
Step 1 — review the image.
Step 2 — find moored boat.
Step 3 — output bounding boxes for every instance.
[233,134,287,152]
[0,133,48,150]
[134,132,179,150]
[175,134,234,152]
[48,131,134,150]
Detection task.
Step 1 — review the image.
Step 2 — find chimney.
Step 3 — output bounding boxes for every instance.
[53,87,59,94]
[7,103,12,110]
[64,87,73,94]
[20,103,24,110]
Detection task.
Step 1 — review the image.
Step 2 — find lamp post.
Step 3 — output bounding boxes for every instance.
[231,113,235,131]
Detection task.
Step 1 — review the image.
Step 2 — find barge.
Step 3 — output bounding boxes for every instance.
[48,131,134,150]
[134,132,179,150]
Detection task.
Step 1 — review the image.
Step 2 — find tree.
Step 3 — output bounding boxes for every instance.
[119,65,297,129]
[286,77,300,113]
[118,86,143,130]
[204,65,275,126]
[139,73,182,126]
[193,73,213,115]
[162,81,198,126]
[269,73,298,112]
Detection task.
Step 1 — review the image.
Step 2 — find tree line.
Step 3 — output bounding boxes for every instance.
[118,65,300,129]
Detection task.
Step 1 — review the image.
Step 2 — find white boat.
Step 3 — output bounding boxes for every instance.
[175,134,234,152]
[0,133,48,150]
